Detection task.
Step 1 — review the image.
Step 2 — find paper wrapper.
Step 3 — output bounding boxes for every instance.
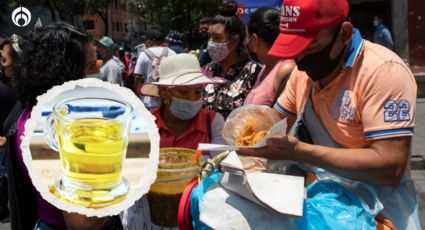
[200,185,297,230]
[21,78,160,217]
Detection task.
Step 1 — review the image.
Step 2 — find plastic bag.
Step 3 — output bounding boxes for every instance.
[304,166,383,217]
[295,180,377,230]
[222,104,280,146]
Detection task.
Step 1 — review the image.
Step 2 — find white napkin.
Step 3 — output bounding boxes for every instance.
[219,151,305,217]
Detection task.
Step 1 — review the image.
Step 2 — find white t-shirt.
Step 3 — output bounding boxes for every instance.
[134,47,176,108]
[113,56,126,73]
[100,58,123,86]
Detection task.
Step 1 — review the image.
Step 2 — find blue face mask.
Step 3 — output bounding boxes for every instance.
[373,20,380,27]
[170,97,203,120]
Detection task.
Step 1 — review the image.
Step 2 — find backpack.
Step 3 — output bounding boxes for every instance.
[142,48,169,84]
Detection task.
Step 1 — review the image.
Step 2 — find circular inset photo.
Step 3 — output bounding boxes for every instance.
[21,78,160,217]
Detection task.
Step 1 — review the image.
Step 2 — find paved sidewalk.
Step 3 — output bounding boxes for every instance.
[413,170,425,229]
[412,99,425,229]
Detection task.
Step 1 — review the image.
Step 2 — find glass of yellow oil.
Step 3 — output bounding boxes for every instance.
[44,97,133,208]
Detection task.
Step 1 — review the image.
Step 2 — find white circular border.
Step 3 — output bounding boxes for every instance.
[20,78,160,217]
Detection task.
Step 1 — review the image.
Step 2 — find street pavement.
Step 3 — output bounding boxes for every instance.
[412,98,425,229]
[0,100,424,230]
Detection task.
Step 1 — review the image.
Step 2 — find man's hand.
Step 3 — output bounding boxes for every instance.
[238,136,301,160]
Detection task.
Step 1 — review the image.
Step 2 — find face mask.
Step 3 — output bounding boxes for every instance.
[85,72,104,80]
[373,20,380,27]
[170,97,203,120]
[295,29,345,82]
[207,41,230,62]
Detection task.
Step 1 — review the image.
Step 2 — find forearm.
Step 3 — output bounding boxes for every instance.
[293,138,410,186]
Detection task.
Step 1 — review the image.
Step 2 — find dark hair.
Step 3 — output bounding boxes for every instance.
[5,38,20,68]
[12,22,91,108]
[248,7,280,45]
[219,0,238,17]
[118,47,125,58]
[1,39,10,49]
[146,29,163,42]
[212,15,247,57]
[199,17,212,25]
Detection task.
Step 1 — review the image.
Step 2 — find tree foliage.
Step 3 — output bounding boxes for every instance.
[2,0,223,39]
[4,0,112,35]
[133,0,222,33]
[84,0,112,35]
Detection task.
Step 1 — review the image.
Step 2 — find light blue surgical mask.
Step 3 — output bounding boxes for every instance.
[373,20,380,27]
[170,97,203,120]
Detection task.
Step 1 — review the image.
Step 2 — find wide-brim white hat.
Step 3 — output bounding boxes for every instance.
[141,53,227,97]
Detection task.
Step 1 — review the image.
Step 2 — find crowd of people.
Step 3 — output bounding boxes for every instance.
[0,0,420,229]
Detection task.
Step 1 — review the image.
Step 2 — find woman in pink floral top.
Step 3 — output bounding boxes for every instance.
[203,14,262,118]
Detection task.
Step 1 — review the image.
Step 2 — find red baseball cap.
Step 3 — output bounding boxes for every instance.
[269,0,349,59]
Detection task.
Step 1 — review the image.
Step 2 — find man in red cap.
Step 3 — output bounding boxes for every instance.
[240,0,420,229]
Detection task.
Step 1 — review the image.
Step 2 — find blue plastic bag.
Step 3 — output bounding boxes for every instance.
[190,168,222,230]
[296,180,377,230]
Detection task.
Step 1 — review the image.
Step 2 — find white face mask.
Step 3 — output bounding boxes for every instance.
[85,72,104,80]
[207,41,230,62]
[169,97,203,120]
[373,20,380,27]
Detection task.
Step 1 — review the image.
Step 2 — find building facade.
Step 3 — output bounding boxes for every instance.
[348,0,424,67]
[82,0,142,46]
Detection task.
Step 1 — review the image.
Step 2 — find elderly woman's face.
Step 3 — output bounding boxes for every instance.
[161,85,204,105]
[169,85,204,101]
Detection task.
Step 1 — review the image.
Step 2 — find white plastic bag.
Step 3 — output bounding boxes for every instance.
[222,104,281,146]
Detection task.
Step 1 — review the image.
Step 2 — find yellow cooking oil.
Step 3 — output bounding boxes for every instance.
[57,118,127,190]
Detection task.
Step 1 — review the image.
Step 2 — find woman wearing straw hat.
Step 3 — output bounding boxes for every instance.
[122,53,227,230]
[141,53,227,151]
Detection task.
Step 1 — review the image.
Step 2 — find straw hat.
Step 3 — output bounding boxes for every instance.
[141,53,227,97]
